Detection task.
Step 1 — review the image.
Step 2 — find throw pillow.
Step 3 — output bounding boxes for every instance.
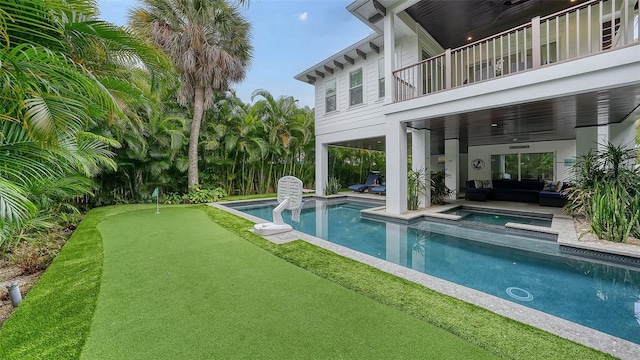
[482,180,493,189]
[555,181,564,192]
[543,180,558,191]
[474,179,483,189]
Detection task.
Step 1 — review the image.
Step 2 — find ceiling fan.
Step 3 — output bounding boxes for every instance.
[489,0,533,25]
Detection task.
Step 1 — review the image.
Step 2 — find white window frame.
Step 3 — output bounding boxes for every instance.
[349,68,363,106]
[325,78,336,113]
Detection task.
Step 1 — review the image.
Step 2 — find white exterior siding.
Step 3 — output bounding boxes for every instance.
[365,55,379,103]
[313,34,422,139]
[397,35,419,67]
[418,26,445,58]
[312,54,379,137]
[316,55,382,137]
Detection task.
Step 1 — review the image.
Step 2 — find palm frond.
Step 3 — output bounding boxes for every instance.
[0,177,37,230]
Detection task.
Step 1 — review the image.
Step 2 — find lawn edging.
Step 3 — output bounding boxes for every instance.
[201,205,612,360]
[0,204,158,359]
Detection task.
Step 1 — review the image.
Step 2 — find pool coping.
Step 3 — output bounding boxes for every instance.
[212,200,640,359]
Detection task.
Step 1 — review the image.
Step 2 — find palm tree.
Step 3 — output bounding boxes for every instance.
[0,0,167,242]
[251,89,301,190]
[130,0,253,189]
[223,99,268,193]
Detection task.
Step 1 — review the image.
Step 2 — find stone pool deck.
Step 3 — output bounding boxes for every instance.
[212,196,640,359]
[344,193,640,261]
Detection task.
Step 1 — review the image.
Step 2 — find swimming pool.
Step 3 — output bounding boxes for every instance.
[443,206,552,227]
[229,198,640,344]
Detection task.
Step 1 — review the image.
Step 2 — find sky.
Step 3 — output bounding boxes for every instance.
[97,0,373,108]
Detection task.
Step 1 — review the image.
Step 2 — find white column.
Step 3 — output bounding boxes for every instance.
[315,142,328,196]
[609,120,636,149]
[445,139,459,200]
[576,125,608,157]
[610,120,637,167]
[531,16,541,68]
[576,121,635,160]
[411,129,431,208]
[576,126,598,157]
[386,121,408,214]
[597,125,609,154]
[383,10,396,104]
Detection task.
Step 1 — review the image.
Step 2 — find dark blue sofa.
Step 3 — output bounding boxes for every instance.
[539,183,570,207]
[465,180,568,207]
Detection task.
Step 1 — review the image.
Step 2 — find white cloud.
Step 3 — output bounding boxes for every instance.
[297,12,308,21]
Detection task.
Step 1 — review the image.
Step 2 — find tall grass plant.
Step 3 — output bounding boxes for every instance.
[566,142,640,242]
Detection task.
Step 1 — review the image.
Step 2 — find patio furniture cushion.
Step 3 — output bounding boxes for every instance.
[543,181,561,192]
[539,190,567,207]
[465,181,492,201]
[348,172,381,193]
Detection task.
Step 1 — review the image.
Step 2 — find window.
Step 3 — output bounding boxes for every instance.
[349,68,363,106]
[602,17,621,50]
[378,59,385,98]
[325,79,336,113]
[491,152,554,181]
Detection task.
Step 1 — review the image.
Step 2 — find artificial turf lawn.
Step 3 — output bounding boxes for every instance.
[80,207,496,359]
[201,205,613,360]
[0,205,107,359]
[0,204,612,359]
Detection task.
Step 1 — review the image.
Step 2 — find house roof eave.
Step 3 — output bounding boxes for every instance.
[294,33,383,85]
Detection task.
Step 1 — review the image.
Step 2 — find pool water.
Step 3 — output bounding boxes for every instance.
[231,199,640,344]
[444,207,552,227]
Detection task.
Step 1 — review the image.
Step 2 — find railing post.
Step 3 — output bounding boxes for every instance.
[445,49,452,89]
[531,16,541,68]
[384,11,396,103]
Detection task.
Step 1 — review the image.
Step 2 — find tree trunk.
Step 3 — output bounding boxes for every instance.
[188,84,205,189]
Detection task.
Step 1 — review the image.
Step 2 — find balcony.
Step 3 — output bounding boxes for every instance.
[393,0,640,102]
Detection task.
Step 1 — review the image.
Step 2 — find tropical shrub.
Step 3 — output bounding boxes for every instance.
[0,0,168,249]
[563,150,601,216]
[163,188,227,204]
[566,142,640,242]
[0,215,51,253]
[163,193,187,205]
[431,169,452,205]
[324,177,341,196]
[408,168,429,210]
[183,188,227,203]
[588,182,639,243]
[328,147,385,190]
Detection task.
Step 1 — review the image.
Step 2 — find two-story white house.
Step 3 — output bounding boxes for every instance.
[295,0,639,215]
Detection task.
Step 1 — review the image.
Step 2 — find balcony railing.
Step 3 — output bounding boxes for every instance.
[393,0,640,102]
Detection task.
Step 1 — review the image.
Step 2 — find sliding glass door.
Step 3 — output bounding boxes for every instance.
[491,152,554,181]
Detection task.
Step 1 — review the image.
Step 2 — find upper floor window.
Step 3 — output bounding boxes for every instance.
[378,59,385,98]
[602,17,621,50]
[325,79,336,113]
[349,68,363,106]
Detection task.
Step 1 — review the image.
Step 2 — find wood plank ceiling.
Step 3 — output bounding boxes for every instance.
[405,0,591,49]
[333,84,640,154]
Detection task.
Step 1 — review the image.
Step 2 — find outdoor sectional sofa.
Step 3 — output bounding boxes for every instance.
[465,179,568,207]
